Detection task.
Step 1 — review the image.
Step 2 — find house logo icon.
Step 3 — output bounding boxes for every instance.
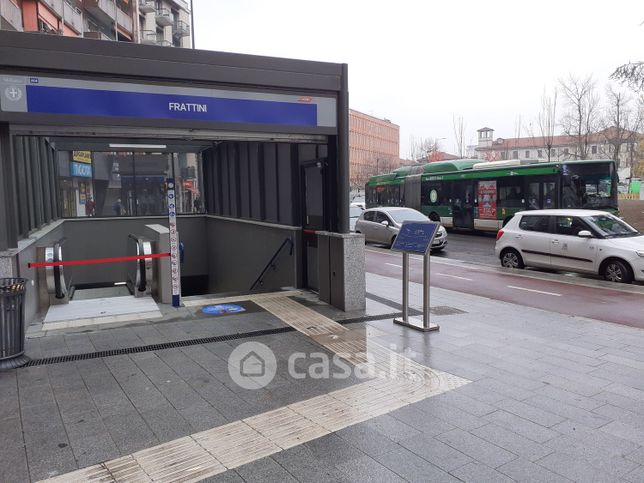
[228,342,276,390]
[240,351,265,378]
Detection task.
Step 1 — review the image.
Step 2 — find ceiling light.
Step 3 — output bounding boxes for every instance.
[108,143,167,149]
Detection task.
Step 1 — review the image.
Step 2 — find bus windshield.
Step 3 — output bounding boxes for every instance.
[562,162,617,209]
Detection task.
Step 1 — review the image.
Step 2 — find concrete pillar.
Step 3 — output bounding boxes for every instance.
[317,232,365,311]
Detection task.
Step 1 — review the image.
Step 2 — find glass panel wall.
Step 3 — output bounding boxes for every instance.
[57,151,204,218]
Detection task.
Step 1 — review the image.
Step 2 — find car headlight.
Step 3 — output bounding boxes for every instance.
[637,250,644,258]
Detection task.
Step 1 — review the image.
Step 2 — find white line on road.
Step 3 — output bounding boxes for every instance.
[507,285,562,297]
[436,273,473,281]
[385,263,402,268]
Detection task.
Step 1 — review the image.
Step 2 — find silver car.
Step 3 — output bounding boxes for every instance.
[355,207,447,250]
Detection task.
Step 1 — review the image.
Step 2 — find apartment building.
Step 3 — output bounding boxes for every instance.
[1,0,192,47]
[349,108,400,189]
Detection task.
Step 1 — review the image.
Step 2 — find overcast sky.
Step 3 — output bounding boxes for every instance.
[193,0,643,158]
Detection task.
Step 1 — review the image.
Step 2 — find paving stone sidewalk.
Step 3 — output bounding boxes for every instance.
[2,275,644,482]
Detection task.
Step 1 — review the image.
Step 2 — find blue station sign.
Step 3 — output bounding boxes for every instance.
[390,221,440,255]
[70,161,92,178]
[0,75,337,129]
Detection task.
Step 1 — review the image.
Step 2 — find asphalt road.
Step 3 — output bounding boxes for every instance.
[365,234,644,329]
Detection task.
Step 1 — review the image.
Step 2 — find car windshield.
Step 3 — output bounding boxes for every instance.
[350,206,363,217]
[584,215,641,238]
[387,209,428,223]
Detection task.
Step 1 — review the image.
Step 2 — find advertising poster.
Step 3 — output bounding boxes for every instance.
[478,180,497,220]
[72,151,92,164]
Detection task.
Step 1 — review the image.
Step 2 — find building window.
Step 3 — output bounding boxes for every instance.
[525,150,530,158]
[537,149,543,158]
[563,148,569,155]
[591,145,597,154]
[512,150,518,159]
[501,151,507,160]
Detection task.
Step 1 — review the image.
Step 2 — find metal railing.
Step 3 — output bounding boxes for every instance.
[84,29,112,40]
[173,19,190,37]
[44,238,70,304]
[141,30,172,47]
[0,0,23,31]
[250,237,294,291]
[127,234,153,297]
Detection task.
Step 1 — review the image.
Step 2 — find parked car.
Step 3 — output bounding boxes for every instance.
[355,207,447,251]
[495,209,644,283]
[349,204,364,231]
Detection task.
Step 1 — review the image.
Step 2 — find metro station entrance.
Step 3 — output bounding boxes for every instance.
[0,31,358,325]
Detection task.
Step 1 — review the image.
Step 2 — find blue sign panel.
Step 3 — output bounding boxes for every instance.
[391,221,440,255]
[70,161,92,178]
[202,304,247,315]
[25,85,318,127]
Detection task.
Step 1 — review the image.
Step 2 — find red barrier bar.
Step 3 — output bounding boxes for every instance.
[28,252,171,269]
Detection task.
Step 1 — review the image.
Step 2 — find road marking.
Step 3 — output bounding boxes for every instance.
[436,273,473,281]
[507,285,562,296]
[386,263,402,268]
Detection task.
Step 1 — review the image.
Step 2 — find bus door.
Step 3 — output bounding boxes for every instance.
[526,177,557,210]
[452,180,474,229]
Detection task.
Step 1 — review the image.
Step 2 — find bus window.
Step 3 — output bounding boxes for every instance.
[562,162,617,209]
[498,179,525,209]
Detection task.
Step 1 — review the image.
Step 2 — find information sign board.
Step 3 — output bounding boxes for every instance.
[390,221,440,255]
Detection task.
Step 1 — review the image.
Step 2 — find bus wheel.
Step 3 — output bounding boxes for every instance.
[500,248,524,269]
[602,259,633,283]
[429,212,441,222]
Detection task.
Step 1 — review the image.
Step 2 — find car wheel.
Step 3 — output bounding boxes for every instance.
[500,248,525,269]
[429,212,441,222]
[602,259,633,283]
[431,247,444,253]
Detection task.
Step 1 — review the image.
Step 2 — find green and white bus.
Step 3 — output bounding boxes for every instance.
[365,159,618,231]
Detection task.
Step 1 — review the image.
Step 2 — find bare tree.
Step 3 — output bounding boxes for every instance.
[408,135,441,162]
[452,115,466,158]
[611,62,644,92]
[559,74,600,159]
[600,85,642,169]
[537,87,558,162]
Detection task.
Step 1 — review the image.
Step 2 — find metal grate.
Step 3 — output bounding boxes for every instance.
[23,313,402,367]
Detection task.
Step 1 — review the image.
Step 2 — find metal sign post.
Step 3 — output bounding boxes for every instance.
[391,221,440,332]
[166,178,181,307]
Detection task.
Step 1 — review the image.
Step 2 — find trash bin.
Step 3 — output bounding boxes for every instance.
[0,278,29,370]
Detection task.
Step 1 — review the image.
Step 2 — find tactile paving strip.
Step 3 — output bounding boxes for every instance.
[40,297,469,483]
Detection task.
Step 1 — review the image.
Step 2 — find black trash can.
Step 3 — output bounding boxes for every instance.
[0,278,30,370]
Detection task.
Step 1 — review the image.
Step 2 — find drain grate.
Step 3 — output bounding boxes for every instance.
[366,292,467,316]
[24,312,402,367]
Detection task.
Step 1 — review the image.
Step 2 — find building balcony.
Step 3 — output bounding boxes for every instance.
[83,0,116,26]
[141,30,172,47]
[173,19,190,37]
[0,0,23,31]
[116,6,133,33]
[63,0,84,32]
[138,0,155,13]
[83,29,111,40]
[41,0,64,17]
[155,7,173,27]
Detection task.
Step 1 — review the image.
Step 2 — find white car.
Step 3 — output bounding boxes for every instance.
[495,209,644,283]
[355,207,447,251]
[349,204,364,231]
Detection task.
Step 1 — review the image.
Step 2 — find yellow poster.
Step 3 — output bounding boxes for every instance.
[73,151,92,164]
